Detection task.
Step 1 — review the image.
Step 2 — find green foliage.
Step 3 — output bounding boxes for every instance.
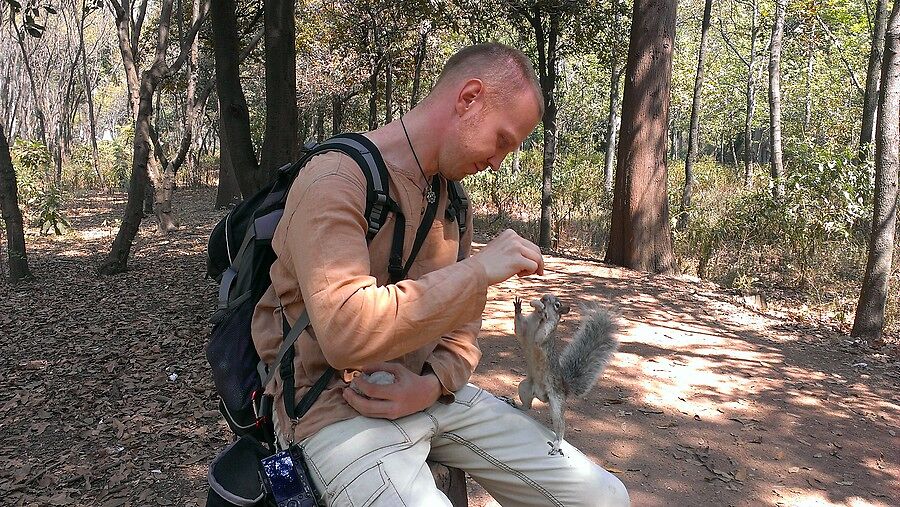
[29,186,70,235]
[10,138,51,202]
[466,148,611,252]
[674,147,873,289]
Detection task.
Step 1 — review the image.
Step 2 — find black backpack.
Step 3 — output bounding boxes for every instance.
[205,133,469,444]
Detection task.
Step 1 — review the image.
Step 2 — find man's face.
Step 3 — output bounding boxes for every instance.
[440,87,542,182]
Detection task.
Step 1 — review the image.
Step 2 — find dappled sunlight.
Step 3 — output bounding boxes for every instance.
[477,249,899,506]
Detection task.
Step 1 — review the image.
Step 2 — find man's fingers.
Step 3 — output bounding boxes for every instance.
[343,388,391,417]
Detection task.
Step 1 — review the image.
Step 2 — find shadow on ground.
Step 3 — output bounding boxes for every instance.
[0,189,896,506]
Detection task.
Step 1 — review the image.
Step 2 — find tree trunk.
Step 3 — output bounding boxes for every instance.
[100,0,207,273]
[604,5,624,194]
[259,0,298,173]
[410,28,427,108]
[368,65,379,131]
[803,20,815,137]
[216,136,241,207]
[332,94,344,135]
[11,18,49,150]
[315,101,325,142]
[852,0,900,347]
[603,62,622,193]
[79,6,103,187]
[384,55,393,125]
[859,0,889,162]
[529,7,560,251]
[677,0,712,232]
[768,0,787,197]
[744,0,759,186]
[605,0,678,275]
[0,125,32,282]
[211,0,267,196]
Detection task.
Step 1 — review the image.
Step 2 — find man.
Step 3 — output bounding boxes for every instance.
[251,43,629,506]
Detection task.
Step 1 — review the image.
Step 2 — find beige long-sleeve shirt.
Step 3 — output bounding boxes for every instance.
[251,149,489,443]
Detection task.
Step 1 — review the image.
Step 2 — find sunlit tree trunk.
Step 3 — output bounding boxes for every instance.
[768,0,787,197]
[677,0,712,232]
[859,0,889,163]
[0,125,32,282]
[852,1,900,347]
[605,0,677,274]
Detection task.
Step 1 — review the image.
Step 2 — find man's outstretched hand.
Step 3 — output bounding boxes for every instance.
[468,229,544,285]
[343,362,442,420]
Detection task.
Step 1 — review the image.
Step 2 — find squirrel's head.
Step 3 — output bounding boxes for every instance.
[531,294,570,322]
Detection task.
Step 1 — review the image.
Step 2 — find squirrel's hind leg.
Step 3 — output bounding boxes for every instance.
[547,391,566,456]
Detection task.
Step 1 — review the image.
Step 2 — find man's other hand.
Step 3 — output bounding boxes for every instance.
[343,362,442,420]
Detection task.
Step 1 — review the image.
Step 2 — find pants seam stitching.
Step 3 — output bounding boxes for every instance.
[439,431,564,507]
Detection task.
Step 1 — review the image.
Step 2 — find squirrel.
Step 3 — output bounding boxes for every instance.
[513,294,619,455]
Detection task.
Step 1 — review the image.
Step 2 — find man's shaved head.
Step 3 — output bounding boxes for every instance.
[431,43,544,117]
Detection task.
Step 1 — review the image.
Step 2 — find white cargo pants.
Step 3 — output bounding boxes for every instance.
[297,384,630,507]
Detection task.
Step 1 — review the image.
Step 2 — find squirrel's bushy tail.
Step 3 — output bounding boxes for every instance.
[559,307,619,397]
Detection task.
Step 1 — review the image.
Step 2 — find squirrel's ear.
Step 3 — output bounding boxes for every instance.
[530,299,544,311]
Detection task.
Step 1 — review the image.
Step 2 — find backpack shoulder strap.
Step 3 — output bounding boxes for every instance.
[446,180,469,235]
[305,133,396,241]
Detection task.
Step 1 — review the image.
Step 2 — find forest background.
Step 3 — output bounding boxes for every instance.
[0,0,898,344]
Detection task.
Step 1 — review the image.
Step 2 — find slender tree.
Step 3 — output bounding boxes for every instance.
[258,0,298,173]
[210,0,268,196]
[0,125,32,282]
[859,0,889,162]
[603,1,625,193]
[852,0,900,347]
[99,0,209,274]
[605,0,677,274]
[719,0,761,186]
[677,0,713,232]
[768,0,787,197]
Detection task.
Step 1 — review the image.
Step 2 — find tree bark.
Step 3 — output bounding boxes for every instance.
[677,0,712,232]
[603,61,622,193]
[768,0,787,197]
[99,0,208,274]
[603,6,624,194]
[216,130,241,208]
[852,0,900,347]
[605,0,678,275]
[79,4,103,187]
[720,0,759,185]
[368,63,379,131]
[211,0,267,196]
[384,55,393,125]
[745,0,759,186]
[803,20,815,137]
[0,125,32,282]
[332,94,345,135]
[528,7,560,250]
[410,27,428,108]
[859,0,889,162]
[259,0,298,174]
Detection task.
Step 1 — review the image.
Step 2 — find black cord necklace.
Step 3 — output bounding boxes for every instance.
[400,115,436,204]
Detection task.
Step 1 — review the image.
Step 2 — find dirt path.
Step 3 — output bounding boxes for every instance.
[0,189,897,506]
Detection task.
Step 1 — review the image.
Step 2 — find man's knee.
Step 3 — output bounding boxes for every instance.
[576,465,630,507]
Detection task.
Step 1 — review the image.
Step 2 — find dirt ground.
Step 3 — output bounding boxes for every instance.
[0,188,897,507]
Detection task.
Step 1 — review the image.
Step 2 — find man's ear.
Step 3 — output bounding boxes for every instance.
[456,78,484,116]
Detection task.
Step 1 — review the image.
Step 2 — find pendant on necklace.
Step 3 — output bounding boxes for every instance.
[424,188,436,204]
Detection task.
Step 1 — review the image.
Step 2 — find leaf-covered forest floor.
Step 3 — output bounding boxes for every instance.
[0,187,897,507]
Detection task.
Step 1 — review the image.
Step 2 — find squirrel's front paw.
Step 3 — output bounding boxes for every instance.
[514,297,522,313]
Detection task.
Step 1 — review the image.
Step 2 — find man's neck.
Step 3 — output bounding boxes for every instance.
[365,108,442,179]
